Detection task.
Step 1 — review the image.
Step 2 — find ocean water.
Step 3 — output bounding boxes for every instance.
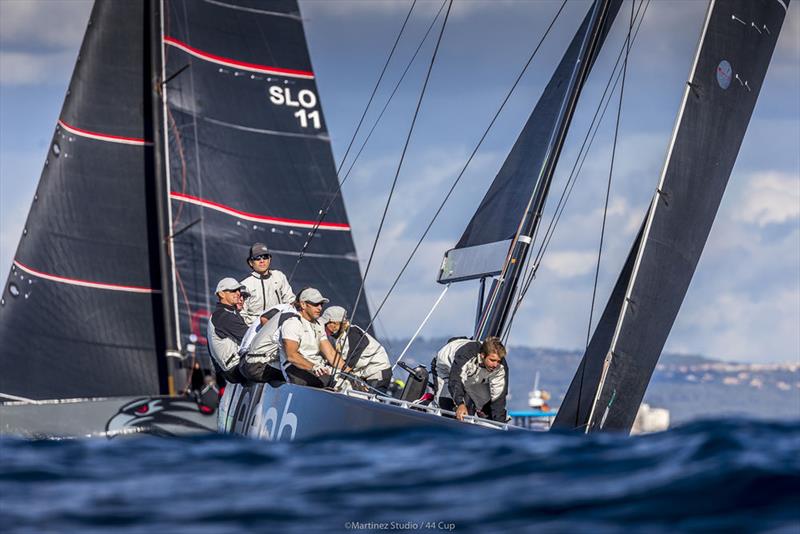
[1,419,798,533]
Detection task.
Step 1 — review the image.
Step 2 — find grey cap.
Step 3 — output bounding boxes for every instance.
[248,242,270,260]
[298,287,329,305]
[215,277,245,294]
[320,305,347,324]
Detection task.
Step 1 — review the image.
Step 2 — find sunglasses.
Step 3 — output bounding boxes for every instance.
[251,254,271,261]
[305,301,324,307]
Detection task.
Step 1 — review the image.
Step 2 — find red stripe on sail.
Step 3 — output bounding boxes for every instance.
[13,260,160,294]
[169,192,350,231]
[163,36,315,79]
[57,120,151,146]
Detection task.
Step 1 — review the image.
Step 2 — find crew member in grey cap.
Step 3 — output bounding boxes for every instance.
[240,242,295,326]
[321,306,392,393]
[278,287,345,388]
[207,277,249,383]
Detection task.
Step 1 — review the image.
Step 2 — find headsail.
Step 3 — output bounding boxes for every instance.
[582,0,790,433]
[438,0,623,285]
[160,0,371,353]
[0,1,166,400]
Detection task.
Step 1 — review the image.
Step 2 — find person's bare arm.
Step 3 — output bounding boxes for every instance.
[320,338,348,370]
[283,339,315,371]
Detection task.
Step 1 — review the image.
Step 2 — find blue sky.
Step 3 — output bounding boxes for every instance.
[1,0,798,363]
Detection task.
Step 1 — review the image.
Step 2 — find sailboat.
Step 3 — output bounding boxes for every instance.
[1,0,790,439]
[219,0,791,439]
[0,0,369,438]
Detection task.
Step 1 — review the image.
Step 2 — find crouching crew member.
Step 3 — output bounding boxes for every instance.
[207,278,249,383]
[433,336,509,422]
[237,304,294,384]
[240,242,295,326]
[279,288,344,388]
[320,306,393,393]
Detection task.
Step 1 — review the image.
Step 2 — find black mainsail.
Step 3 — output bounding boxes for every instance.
[161,0,371,357]
[1,0,369,405]
[0,1,167,400]
[558,0,790,433]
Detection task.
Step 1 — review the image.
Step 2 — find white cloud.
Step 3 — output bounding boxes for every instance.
[0,0,92,49]
[735,171,800,227]
[0,0,91,86]
[0,50,76,86]
[542,250,597,279]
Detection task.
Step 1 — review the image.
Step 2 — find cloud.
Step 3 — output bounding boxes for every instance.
[542,250,597,279]
[734,171,800,227]
[0,0,92,86]
[0,0,92,50]
[0,50,77,86]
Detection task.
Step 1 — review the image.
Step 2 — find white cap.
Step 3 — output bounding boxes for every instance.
[298,287,329,305]
[215,277,245,294]
[320,305,347,324]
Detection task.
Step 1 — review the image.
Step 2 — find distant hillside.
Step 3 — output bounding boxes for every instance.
[385,338,800,424]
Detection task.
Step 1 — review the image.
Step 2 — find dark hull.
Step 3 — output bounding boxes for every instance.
[219,382,543,441]
[0,395,216,439]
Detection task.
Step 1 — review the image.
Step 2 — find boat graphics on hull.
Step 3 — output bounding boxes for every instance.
[0,396,217,439]
[219,382,535,441]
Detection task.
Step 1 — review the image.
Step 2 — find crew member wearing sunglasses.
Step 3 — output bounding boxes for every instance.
[240,242,295,326]
[279,287,345,388]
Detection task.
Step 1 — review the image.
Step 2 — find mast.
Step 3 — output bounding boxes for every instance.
[148,0,180,395]
[475,0,618,340]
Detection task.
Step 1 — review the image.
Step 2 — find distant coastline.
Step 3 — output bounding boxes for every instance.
[387,337,800,424]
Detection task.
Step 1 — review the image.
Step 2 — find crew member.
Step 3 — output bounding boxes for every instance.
[240,242,295,326]
[279,287,343,387]
[433,336,509,422]
[207,277,249,383]
[238,304,294,384]
[320,306,393,393]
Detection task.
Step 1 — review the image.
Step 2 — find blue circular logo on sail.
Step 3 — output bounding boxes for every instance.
[716,60,732,89]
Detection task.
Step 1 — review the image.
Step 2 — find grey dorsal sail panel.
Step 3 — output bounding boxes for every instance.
[438,0,622,284]
[587,0,790,433]
[162,0,371,351]
[552,216,646,430]
[0,1,166,399]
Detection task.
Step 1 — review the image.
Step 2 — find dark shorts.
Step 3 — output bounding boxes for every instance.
[284,365,332,389]
[239,357,285,385]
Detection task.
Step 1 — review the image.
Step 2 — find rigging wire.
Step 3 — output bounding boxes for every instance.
[575,0,637,428]
[334,1,448,203]
[348,0,570,339]
[288,0,419,283]
[586,1,634,348]
[502,0,651,340]
[351,0,454,318]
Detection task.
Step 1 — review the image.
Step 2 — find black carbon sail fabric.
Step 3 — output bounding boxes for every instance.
[439,0,622,283]
[0,1,166,399]
[161,0,370,352]
[586,0,790,433]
